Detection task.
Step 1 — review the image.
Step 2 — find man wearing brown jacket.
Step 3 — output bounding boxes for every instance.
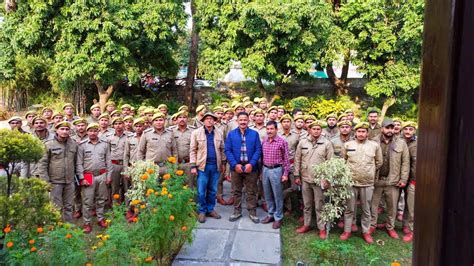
[340,122,383,244]
[369,119,410,239]
[401,121,417,242]
[35,121,79,222]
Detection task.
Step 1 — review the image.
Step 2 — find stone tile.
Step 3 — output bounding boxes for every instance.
[197,204,236,230]
[172,260,225,266]
[230,231,281,264]
[230,262,275,266]
[175,229,230,261]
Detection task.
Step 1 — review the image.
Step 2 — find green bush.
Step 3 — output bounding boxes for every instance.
[285,95,359,119]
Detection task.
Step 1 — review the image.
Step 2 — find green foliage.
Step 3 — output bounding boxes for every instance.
[309,239,381,265]
[197,1,333,83]
[0,178,60,231]
[0,129,44,167]
[313,158,353,230]
[285,95,359,119]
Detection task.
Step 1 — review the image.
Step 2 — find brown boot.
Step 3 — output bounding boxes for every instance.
[198,213,206,223]
[206,211,222,219]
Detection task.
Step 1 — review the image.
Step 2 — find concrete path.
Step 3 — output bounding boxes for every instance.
[173,182,282,266]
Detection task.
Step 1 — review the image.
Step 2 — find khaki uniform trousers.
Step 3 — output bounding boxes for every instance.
[402,183,415,231]
[371,185,400,230]
[344,186,374,234]
[110,163,125,201]
[82,173,108,224]
[302,181,325,231]
[50,182,75,222]
[231,171,258,215]
[74,182,82,213]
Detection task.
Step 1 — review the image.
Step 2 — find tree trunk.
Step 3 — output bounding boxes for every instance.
[256,78,267,100]
[5,0,17,13]
[94,80,114,112]
[380,96,396,122]
[326,51,350,96]
[184,0,199,110]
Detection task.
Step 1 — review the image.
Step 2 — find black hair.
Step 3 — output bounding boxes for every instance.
[292,108,303,115]
[368,110,379,115]
[237,112,249,118]
[266,120,278,129]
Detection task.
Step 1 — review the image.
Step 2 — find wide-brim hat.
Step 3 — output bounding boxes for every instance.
[200,112,218,122]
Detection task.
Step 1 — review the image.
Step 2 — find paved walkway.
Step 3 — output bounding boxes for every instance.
[173,182,282,265]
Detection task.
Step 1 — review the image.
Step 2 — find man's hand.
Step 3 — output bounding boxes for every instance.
[235,164,243,174]
[281,175,288,182]
[191,168,198,176]
[81,179,90,186]
[244,164,252,173]
[321,179,330,190]
[106,178,112,185]
[220,165,226,173]
[397,181,406,188]
[123,175,130,180]
[294,178,301,186]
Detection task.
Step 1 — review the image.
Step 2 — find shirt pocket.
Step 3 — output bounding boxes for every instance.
[51,149,63,159]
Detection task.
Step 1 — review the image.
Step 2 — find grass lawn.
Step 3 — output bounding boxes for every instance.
[281,213,412,265]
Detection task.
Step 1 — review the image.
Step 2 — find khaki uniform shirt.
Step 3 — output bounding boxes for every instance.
[71,133,88,143]
[322,127,340,140]
[98,128,115,141]
[342,139,383,187]
[331,135,353,158]
[226,119,239,132]
[172,126,195,163]
[123,133,141,169]
[294,136,334,183]
[405,136,417,182]
[368,123,381,140]
[76,139,112,180]
[374,136,410,186]
[31,129,54,142]
[35,136,78,184]
[87,116,99,124]
[250,124,267,142]
[106,132,128,161]
[215,121,228,139]
[137,128,177,164]
[278,130,300,161]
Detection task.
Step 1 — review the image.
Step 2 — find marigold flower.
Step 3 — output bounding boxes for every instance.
[183,185,188,190]
[175,170,184,176]
[28,239,35,245]
[140,204,146,209]
[113,194,120,200]
[141,174,149,181]
[169,215,175,221]
[65,233,72,239]
[168,194,173,199]
[146,168,155,174]
[161,190,168,196]
[98,241,104,247]
[154,192,159,196]
[30,247,37,252]
[163,173,171,180]
[167,156,176,164]
[92,246,97,250]
[181,226,187,231]
[6,241,13,248]
[86,263,92,266]
[132,217,139,223]
[3,225,11,234]
[37,227,44,233]
[144,256,153,262]
[391,263,401,266]
[131,199,141,205]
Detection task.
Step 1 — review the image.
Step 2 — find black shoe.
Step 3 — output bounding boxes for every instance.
[229,212,242,222]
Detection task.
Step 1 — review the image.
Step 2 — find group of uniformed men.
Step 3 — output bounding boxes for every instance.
[6,96,417,243]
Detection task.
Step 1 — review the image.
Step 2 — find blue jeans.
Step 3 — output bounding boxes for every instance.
[262,166,284,221]
[197,163,220,214]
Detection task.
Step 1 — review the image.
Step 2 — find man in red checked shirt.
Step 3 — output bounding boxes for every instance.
[260,121,290,229]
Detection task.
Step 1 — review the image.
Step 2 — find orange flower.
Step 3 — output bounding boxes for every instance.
[391,263,401,266]
[48,225,54,231]
[141,174,149,181]
[65,233,72,239]
[161,190,168,196]
[131,199,141,205]
[169,215,175,221]
[181,226,187,231]
[146,168,155,174]
[168,194,173,199]
[132,217,139,223]
[154,192,159,196]
[37,227,44,233]
[163,173,171,180]
[144,256,153,262]
[86,263,92,266]
[175,170,184,176]
[113,194,120,200]
[3,225,11,234]
[28,239,35,245]
[140,204,146,209]
[167,156,176,164]
[30,247,37,252]
[6,241,13,248]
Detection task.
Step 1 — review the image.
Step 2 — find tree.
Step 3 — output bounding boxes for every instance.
[183,0,199,109]
[339,0,424,117]
[197,2,334,98]
[0,129,44,197]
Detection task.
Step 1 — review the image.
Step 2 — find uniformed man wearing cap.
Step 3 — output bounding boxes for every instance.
[192,105,207,128]
[70,118,88,218]
[258,98,268,111]
[41,107,54,125]
[7,116,26,133]
[51,112,64,131]
[369,119,410,239]
[123,116,134,134]
[171,111,195,188]
[76,123,113,233]
[121,104,132,116]
[304,115,316,131]
[35,121,79,222]
[250,109,267,142]
[294,121,334,239]
[345,109,358,126]
[266,106,279,123]
[88,104,101,124]
[110,110,122,119]
[22,110,37,133]
[227,104,244,131]
[137,112,178,175]
[107,117,128,203]
[339,122,383,244]
[213,106,228,138]
[105,101,116,113]
[293,115,308,139]
[123,118,146,175]
[392,117,402,137]
[143,107,155,120]
[278,114,301,215]
[322,114,340,140]
[367,109,381,140]
[338,113,348,122]
[276,106,285,120]
[401,121,417,242]
[63,103,79,123]
[31,116,54,142]
[331,121,354,158]
[98,114,114,141]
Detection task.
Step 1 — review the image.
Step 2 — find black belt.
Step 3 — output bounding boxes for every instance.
[263,164,282,169]
[239,161,249,165]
